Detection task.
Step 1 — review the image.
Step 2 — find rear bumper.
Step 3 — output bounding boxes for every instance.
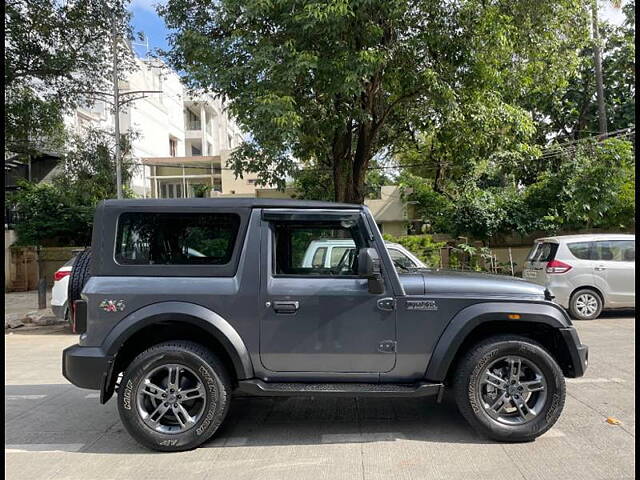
[559,327,589,378]
[62,344,112,390]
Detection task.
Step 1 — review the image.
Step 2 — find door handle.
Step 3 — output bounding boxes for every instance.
[272,301,299,314]
[594,266,607,271]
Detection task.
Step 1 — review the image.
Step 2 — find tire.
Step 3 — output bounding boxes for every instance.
[67,248,92,308]
[117,341,232,452]
[569,288,603,320]
[453,335,566,442]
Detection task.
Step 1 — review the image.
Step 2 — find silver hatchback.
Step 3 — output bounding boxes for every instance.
[523,234,635,320]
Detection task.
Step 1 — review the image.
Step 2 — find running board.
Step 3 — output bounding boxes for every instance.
[235,379,443,398]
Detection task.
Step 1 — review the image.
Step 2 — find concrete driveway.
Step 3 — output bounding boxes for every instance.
[5,314,635,480]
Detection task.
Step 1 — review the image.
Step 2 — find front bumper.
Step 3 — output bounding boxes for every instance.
[62,344,112,390]
[559,327,589,378]
[51,303,67,320]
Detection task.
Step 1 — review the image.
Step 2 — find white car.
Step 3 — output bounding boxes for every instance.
[523,234,635,320]
[302,239,427,272]
[51,256,76,321]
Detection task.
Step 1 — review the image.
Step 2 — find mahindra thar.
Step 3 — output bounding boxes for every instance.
[62,198,588,451]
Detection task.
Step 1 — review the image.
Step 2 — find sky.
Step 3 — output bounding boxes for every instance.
[128,0,630,59]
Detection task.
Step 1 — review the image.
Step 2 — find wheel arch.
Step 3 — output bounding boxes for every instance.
[424,302,575,383]
[101,302,253,404]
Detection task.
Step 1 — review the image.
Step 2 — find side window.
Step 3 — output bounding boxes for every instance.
[567,242,594,260]
[115,212,240,265]
[388,248,417,271]
[272,220,365,276]
[595,240,635,262]
[311,247,327,268]
[330,247,352,268]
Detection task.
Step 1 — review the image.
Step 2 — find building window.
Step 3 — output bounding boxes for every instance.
[169,138,177,157]
[191,145,202,156]
[228,134,233,148]
[186,109,200,130]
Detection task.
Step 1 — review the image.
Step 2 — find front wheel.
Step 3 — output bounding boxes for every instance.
[117,341,232,451]
[453,335,566,442]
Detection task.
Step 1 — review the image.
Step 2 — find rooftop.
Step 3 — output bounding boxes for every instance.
[99,198,362,210]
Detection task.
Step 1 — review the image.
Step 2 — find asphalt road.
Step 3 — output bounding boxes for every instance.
[5,313,635,480]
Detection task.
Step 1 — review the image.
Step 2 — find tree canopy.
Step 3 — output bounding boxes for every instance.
[160,0,589,203]
[4,0,134,156]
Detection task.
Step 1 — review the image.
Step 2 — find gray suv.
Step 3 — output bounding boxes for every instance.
[63,199,588,451]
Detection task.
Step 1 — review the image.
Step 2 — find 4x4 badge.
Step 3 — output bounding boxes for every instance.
[406,299,438,311]
[99,299,125,312]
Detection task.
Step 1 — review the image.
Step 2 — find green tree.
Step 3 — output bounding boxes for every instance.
[8,128,139,246]
[160,0,588,203]
[4,0,135,156]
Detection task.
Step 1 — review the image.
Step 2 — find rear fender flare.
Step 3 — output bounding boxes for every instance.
[102,301,254,380]
[424,301,571,382]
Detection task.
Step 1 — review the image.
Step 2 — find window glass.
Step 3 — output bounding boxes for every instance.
[311,247,327,268]
[528,242,558,262]
[594,240,635,262]
[330,247,352,267]
[116,213,240,265]
[389,248,417,271]
[567,242,594,260]
[273,221,365,276]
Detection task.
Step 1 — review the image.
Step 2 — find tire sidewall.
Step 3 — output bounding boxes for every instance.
[117,344,230,451]
[570,289,603,320]
[458,339,565,442]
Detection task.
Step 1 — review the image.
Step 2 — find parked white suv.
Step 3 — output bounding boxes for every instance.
[302,239,427,272]
[523,234,635,320]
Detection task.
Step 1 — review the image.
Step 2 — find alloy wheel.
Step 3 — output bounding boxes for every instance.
[135,364,208,434]
[477,355,548,426]
[575,293,599,318]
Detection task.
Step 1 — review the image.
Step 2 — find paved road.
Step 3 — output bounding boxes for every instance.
[5,314,635,480]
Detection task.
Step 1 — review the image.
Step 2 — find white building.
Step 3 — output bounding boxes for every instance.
[66,57,257,198]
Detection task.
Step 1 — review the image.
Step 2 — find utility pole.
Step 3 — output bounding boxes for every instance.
[83,23,161,199]
[113,13,122,199]
[592,0,607,136]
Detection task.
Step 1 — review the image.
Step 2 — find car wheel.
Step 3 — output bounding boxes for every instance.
[569,289,603,320]
[453,335,566,442]
[117,341,232,452]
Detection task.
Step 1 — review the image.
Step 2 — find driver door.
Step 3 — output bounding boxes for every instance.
[259,210,397,374]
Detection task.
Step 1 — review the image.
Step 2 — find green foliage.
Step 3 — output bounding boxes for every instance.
[5,0,135,156]
[527,1,635,142]
[8,180,94,246]
[382,233,444,268]
[8,128,139,246]
[160,0,588,202]
[191,184,212,198]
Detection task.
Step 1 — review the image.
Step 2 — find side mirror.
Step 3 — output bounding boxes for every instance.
[357,248,385,294]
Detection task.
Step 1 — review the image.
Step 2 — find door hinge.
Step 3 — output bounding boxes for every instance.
[377,297,395,311]
[377,340,397,353]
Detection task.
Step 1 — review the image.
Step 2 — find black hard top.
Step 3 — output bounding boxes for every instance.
[99,198,362,210]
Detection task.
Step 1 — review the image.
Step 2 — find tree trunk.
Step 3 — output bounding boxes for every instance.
[592,0,607,136]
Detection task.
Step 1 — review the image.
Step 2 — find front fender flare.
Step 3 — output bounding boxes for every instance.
[424,301,571,382]
[102,301,254,380]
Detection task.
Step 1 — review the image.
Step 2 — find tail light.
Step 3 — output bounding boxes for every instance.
[546,259,572,274]
[53,269,71,282]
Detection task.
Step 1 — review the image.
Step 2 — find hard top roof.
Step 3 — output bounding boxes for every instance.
[99,198,362,210]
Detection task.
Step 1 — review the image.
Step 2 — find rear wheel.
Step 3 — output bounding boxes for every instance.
[453,335,565,442]
[117,341,232,451]
[569,289,603,320]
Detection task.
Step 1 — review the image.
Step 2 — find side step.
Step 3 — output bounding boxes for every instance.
[236,379,444,398]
